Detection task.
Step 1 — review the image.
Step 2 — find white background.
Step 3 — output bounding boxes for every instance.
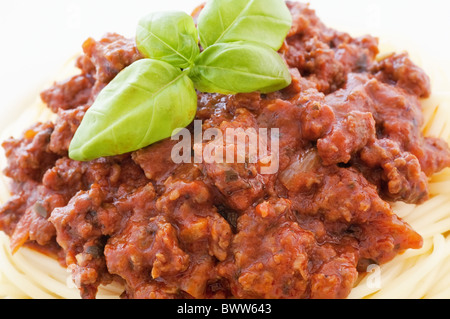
[0,0,449,131]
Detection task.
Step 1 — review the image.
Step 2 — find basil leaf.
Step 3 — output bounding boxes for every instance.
[190,41,292,94]
[69,59,197,161]
[197,0,292,50]
[136,11,200,69]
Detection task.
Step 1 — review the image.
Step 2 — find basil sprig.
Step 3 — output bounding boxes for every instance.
[69,60,197,161]
[136,11,200,69]
[197,0,292,50]
[190,41,291,94]
[69,0,292,162]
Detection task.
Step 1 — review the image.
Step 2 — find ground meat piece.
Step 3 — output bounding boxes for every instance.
[286,1,324,38]
[196,93,233,124]
[309,244,358,299]
[360,139,429,203]
[257,99,304,155]
[363,76,450,177]
[105,215,190,289]
[81,33,142,84]
[324,73,377,117]
[49,105,89,155]
[257,97,317,179]
[82,155,149,198]
[157,180,232,261]
[293,166,423,266]
[49,185,113,299]
[415,137,450,177]
[49,186,105,257]
[40,33,142,114]
[40,75,94,113]
[75,54,96,76]
[276,67,317,100]
[2,122,58,183]
[154,179,232,298]
[0,195,26,237]
[218,198,316,299]
[227,93,263,114]
[200,108,275,211]
[284,2,379,94]
[335,35,379,73]
[285,34,347,93]
[294,89,335,141]
[9,196,59,252]
[0,181,40,237]
[317,110,376,165]
[45,155,147,205]
[372,52,431,98]
[324,73,450,196]
[46,155,149,298]
[132,139,180,183]
[42,157,88,195]
[363,76,425,149]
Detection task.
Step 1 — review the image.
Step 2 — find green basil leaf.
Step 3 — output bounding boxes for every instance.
[69,59,197,161]
[136,11,200,69]
[190,41,292,94]
[197,0,292,50]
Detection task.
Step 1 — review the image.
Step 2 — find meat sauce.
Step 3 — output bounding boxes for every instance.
[1,2,450,299]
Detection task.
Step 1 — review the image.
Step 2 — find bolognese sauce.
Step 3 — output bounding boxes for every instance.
[1,2,449,299]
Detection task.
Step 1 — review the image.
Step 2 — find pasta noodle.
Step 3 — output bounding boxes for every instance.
[0,22,449,301]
